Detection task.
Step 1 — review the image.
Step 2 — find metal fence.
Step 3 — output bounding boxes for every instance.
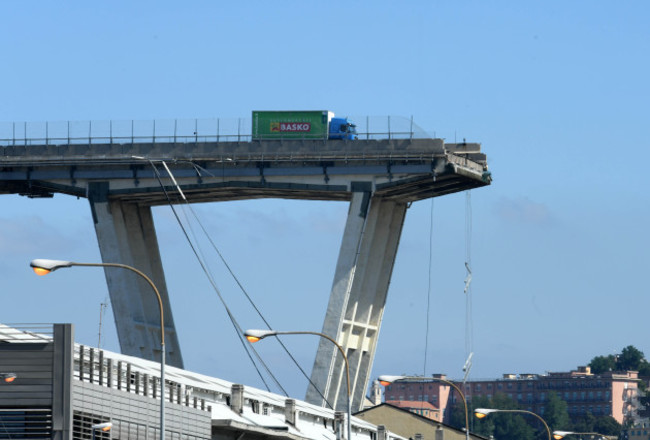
[0,115,432,147]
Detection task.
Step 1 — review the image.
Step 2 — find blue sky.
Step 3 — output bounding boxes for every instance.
[2,1,649,399]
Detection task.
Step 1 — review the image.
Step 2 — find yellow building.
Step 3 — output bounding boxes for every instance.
[355,403,488,440]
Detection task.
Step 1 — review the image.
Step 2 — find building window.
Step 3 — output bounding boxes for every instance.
[251,400,260,414]
[487,384,493,390]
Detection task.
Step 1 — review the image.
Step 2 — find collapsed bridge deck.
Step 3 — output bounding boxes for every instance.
[0,138,490,203]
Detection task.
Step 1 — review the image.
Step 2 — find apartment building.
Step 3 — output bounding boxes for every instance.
[383,367,640,425]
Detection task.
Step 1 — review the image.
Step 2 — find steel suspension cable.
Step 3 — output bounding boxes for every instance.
[465,191,474,357]
[423,194,435,377]
[184,203,334,408]
[168,160,334,407]
[147,161,286,394]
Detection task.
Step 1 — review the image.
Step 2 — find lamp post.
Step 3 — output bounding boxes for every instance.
[91,422,112,440]
[474,408,552,440]
[553,431,610,440]
[244,329,352,440]
[30,259,166,440]
[378,375,470,440]
[0,373,16,383]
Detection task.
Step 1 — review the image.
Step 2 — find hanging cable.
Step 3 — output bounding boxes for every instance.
[184,201,334,408]
[168,158,333,408]
[97,300,109,349]
[462,190,474,383]
[423,179,435,378]
[147,160,285,394]
[149,159,336,406]
[464,190,476,431]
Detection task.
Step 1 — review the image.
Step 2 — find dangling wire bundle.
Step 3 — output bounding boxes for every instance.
[463,191,474,382]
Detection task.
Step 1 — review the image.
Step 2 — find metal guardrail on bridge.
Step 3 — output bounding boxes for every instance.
[0,115,433,147]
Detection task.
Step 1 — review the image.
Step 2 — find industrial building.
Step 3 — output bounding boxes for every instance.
[0,323,403,440]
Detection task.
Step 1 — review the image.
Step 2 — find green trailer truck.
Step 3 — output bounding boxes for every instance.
[252,111,357,140]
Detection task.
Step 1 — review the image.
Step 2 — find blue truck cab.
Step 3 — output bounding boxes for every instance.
[329,117,358,140]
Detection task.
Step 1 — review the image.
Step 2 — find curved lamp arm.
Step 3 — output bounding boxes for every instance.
[31,259,164,345]
[475,408,551,440]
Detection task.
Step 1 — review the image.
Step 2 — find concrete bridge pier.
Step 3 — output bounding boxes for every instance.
[306,186,407,412]
[88,182,184,368]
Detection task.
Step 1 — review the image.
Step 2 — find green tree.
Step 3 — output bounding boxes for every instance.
[572,412,597,433]
[639,362,650,376]
[469,395,494,437]
[589,345,650,373]
[471,393,537,440]
[617,346,645,371]
[447,402,467,431]
[592,415,621,435]
[589,354,617,374]
[492,413,535,440]
[544,391,571,432]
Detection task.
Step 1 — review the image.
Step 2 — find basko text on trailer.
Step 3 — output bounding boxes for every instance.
[252,111,357,140]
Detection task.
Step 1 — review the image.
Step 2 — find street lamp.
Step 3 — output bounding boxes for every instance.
[474,408,552,440]
[91,422,112,440]
[0,373,16,383]
[244,329,352,440]
[30,259,166,440]
[378,375,470,440]
[553,431,609,440]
